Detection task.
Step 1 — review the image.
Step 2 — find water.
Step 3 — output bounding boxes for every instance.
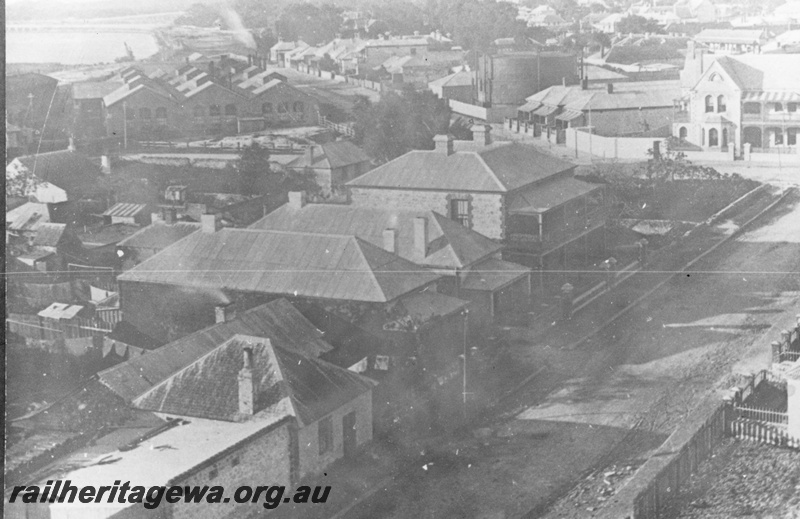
[6,31,159,65]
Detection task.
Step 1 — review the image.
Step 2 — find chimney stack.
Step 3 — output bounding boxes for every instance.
[581,78,589,90]
[288,191,306,210]
[433,134,454,155]
[413,216,428,262]
[101,155,111,175]
[238,345,255,415]
[162,206,177,225]
[68,137,76,152]
[215,302,237,324]
[606,83,614,94]
[471,124,492,146]
[383,228,397,253]
[201,213,221,233]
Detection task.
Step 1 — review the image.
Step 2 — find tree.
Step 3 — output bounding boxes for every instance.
[276,3,344,45]
[428,0,527,51]
[353,87,452,163]
[174,3,222,27]
[616,15,664,35]
[236,143,271,195]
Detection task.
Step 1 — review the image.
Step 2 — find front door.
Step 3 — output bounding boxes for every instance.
[342,411,357,458]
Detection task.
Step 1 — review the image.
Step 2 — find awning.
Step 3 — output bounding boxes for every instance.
[555,109,583,121]
[532,105,558,117]
[518,100,542,113]
[742,91,800,102]
[509,178,603,214]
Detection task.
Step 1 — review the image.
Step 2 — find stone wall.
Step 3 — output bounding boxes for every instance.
[349,187,506,240]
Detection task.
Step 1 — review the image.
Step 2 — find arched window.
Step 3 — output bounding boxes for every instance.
[293,101,304,112]
[139,107,152,119]
[717,95,726,113]
[679,127,688,140]
[224,104,237,116]
[210,104,221,117]
[262,102,273,114]
[193,106,205,118]
[704,96,714,113]
[155,107,167,121]
[708,128,719,147]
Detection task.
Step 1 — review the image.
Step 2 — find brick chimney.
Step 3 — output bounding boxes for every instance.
[413,216,428,262]
[471,124,492,146]
[433,134,454,155]
[238,346,255,415]
[383,228,397,253]
[288,191,306,209]
[215,302,237,324]
[162,206,177,224]
[606,83,614,94]
[201,213,221,233]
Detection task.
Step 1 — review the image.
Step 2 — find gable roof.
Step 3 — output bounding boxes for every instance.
[287,141,371,170]
[98,299,334,401]
[117,228,439,303]
[116,221,202,250]
[133,334,374,425]
[7,202,50,232]
[250,205,501,269]
[347,141,574,193]
[14,150,102,199]
[33,222,68,247]
[711,54,800,92]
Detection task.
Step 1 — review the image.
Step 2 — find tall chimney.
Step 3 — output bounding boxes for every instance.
[413,216,428,262]
[606,83,614,94]
[201,213,221,233]
[471,124,492,146]
[288,191,306,209]
[238,346,255,415]
[433,134,454,155]
[383,228,397,253]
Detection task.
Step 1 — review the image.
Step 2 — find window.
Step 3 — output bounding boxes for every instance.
[708,128,718,146]
[318,416,333,455]
[293,101,304,112]
[225,104,237,116]
[277,102,289,113]
[704,95,714,113]
[772,128,784,145]
[743,102,761,114]
[450,198,471,227]
[774,103,783,112]
[789,103,798,113]
[788,129,798,146]
[210,104,221,116]
[193,106,205,118]
[139,107,152,119]
[717,95,726,113]
[262,102,273,114]
[678,126,687,140]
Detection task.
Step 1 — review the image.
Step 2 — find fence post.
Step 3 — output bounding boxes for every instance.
[772,340,783,367]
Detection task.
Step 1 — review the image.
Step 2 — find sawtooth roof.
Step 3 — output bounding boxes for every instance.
[98,299,334,401]
[347,141,575,193]
[133,334,374,425]
[117,228,440,303]
[250,204,502,269]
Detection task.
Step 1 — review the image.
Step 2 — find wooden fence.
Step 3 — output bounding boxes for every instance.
[730,418,800,449]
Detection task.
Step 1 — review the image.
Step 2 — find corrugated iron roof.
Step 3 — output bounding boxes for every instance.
[103,202,148,218]
[460,258,529,292]
[33,222,67,247]
[509,177,602,214]
[250,205,501,269]
[6,202,50,232]
[134,334,373,425]
[118,228,439,303]
[98,299,336,402]
[116,221,202,250]
[348,142,574,193]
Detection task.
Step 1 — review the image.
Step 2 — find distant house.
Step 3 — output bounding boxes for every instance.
[71,80,123,139]
[428,70,474,104]
[346,127,607,275]
[251,201,531,326]
[101,202,151,226]
[694,29,769,54]
[360,36,430,69]
[6,202,51,246]
[285,141,372,194]
[6,150,105,223]
[270,39,309,65]
[673,52,800,153]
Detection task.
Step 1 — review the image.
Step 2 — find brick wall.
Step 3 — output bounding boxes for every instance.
[297,391,373,480]
[349,188,506,240]
[171,421,294,519]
